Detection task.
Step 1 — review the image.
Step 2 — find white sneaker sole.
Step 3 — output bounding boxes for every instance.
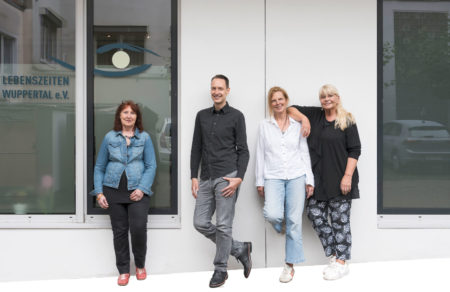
[279,269,294,283]
[323,269,349,281]
[279,276,293,283]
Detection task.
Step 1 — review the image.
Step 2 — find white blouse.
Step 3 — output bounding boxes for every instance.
[255,117,314,187]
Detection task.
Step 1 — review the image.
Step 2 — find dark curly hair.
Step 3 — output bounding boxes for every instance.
[113,100,144,132]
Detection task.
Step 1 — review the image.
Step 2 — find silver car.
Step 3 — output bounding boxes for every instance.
[156,117,171,166]
[383,120,450,170]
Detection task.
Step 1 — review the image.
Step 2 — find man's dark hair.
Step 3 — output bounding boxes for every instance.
[211,74,229,88]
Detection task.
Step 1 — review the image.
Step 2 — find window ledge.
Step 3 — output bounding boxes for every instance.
[378,215,450,229]
[0,214,180,229]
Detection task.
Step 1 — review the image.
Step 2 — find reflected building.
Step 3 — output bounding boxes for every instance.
[0,0,175,215]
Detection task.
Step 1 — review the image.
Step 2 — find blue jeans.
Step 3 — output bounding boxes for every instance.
[263,175,306,264]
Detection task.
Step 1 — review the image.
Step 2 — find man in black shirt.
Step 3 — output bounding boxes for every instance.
[190,74,252,288]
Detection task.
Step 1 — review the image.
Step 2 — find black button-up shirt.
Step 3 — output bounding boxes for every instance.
[190,102,249,180]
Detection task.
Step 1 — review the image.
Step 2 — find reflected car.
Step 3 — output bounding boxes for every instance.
[383,120,450,170]
[156,117,171,166]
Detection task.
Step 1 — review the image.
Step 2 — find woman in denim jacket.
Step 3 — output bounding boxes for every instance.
[92,100,156,286]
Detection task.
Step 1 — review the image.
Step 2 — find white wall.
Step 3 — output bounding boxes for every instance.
[265,0,380,267]
[1,0,450,282]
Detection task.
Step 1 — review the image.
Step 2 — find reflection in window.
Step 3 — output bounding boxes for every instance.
[409,126,450,139]
[0,33,15,72]
[88,0,176,215]
[0,0,75,215]
[94,26,147,67]
[5,0,27,11]
[381,1,450,213]
[40,8,63,63]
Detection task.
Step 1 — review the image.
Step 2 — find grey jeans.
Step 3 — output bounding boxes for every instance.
[193,171,244,272]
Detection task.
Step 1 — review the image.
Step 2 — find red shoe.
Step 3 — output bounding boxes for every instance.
[118,273,130,286]
[136,268,147,280]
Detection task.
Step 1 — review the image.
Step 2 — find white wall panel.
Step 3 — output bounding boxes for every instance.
[178,0,266,273]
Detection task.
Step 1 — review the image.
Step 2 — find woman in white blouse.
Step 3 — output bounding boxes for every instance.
[256,86,314,283]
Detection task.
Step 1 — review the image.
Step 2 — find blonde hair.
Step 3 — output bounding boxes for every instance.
[267,86,289,116]
[319,84,355,131]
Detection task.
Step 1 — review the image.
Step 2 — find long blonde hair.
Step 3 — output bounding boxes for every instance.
[319,84,355,131]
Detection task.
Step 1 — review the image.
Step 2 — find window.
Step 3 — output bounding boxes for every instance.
[0,0,76,219]
[0,0,178,228]
[40,8,63,63]
[0,33,15,72]
[379,0,450,222]
[94,26,147,67]
[383,122,401,136]
[87,0,178,219]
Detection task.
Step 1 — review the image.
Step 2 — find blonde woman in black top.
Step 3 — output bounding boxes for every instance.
[288,84,361,280]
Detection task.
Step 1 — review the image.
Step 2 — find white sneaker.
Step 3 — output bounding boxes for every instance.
[323,261,349,280]
[279,264,295,283]
[322,256,336,275]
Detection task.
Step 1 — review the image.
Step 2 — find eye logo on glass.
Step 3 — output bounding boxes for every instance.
[51,42,161,77]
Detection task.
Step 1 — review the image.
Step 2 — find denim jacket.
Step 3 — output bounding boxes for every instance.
[92,129,157,196]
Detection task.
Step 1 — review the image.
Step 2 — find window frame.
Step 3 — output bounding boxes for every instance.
[0,0,82,228]
[0,31,17,72]
[0,0,179,229]
[93,25,147,67]
[377,0,450,228]
[40,8,63,64]
[85,0,179,223]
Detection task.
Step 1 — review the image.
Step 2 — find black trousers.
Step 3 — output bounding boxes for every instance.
[105,173,150,274]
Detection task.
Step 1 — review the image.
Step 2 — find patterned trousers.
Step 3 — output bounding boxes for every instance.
[306,198,352,261]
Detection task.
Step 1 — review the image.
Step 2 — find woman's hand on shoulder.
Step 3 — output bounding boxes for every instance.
[97,193,109,209]
[300,118,311,137]
[287,107,310,137]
